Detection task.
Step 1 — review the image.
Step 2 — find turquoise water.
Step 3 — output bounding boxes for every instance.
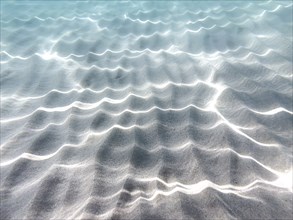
[1,1,292,219]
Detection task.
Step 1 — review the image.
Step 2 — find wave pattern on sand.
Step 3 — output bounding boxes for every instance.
[1,1,292,219]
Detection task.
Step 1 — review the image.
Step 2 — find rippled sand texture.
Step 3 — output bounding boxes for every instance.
[1,0,293,219]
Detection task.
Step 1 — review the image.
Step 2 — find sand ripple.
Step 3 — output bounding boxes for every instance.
[1,1,292,219]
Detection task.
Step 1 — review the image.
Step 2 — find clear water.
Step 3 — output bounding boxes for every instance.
[1,1,292,219]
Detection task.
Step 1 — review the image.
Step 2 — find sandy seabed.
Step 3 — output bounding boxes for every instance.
[0,0,292,219]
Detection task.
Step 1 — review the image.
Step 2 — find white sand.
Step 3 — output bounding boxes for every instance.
[0,0,292,219]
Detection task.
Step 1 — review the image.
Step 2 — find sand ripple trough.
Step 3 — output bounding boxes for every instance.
[0,1,292,219]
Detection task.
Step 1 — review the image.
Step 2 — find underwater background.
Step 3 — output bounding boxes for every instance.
[1,0,292,219]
